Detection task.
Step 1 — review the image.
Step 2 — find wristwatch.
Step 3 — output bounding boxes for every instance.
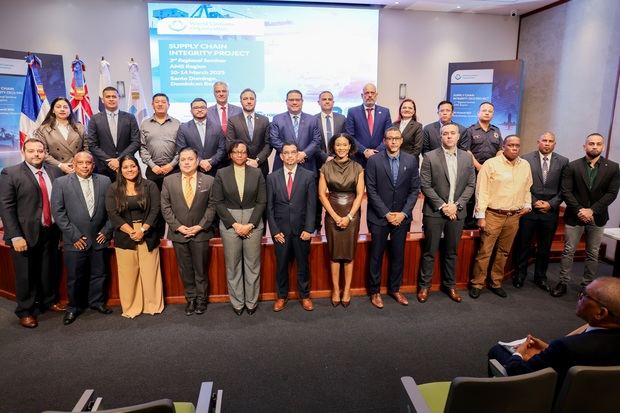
[455,202,463,211]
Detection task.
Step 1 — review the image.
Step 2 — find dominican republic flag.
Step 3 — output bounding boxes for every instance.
[98,58,112,112]
[127,59,151,125]
[19,54,50,148]
[69,57,94,127]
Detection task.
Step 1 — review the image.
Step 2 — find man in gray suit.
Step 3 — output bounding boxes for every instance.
[161,147,216,315]
[418,124,476,303]
[176,98,227,176]
[513,132,569,291]
[226,88,271,177]
[51,151,113,325]
[207,81,242,136]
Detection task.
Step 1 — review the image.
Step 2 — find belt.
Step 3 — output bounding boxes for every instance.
[487,207,522,216]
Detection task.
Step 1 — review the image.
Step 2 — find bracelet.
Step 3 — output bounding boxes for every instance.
[347,214,354,221]
[140,227,146,233]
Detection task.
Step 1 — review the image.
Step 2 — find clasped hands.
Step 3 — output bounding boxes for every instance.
[177,225,203,238]
[386,212,406,226]
[232,222,255,238]
[441,203,458,220]
[577,208,594,224]
[514,334,549,361]
[151,163,174,175]
[73,233,107,250]
[273,231,312,244]
[333,213,353,229]
[533,200,552,213]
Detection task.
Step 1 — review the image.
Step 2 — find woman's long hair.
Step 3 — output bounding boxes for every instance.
[40,96,80,133]
[113,155,147,214]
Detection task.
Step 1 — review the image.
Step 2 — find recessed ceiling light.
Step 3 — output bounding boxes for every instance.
[456,5,461,9]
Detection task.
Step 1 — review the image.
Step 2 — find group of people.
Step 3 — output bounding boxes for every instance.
[1,80,618,329]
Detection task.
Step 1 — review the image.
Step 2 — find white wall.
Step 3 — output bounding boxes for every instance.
[0,0,519,122]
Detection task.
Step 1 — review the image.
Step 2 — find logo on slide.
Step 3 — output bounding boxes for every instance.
[168,19,187,31]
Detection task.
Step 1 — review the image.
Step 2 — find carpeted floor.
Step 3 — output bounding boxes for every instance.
[0,262,612,413]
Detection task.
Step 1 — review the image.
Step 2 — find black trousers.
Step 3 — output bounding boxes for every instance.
[11,226,60,318]
[368,222,408,294]
[419,216,464,289]
[514,212,559,282]
[274,235,311,298]
[64,248,108,312]
[172,240,210,300]
[145,167,178,239]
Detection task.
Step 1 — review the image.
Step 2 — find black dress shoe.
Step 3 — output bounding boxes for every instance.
[489,286,508,298]
[551,282,567,297]
[90,305,113,314]
[534,279,550,292]
[185,300,196,316]
[63,311,78,325]
[233,307,244,316]
[195,300,207,315]
[512,279,524,288]
[469,287,482,299]
[246,306,258,316]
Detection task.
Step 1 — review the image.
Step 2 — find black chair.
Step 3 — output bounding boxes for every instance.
[551,365,620,413]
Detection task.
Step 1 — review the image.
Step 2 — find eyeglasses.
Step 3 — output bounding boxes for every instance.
[579,290,612,315]
[385,137,403,142]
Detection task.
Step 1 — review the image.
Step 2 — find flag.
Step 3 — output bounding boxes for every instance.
[98,58,112,112]
[19,54,50,148]
[69,57,94,127]
[127,59,151,125]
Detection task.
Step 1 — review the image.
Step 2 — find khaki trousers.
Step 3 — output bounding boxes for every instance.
[471,210,520,289]
[115,223,164,318]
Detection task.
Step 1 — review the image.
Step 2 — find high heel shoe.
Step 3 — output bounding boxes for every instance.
[341,291,351,308]
[331,292,341,307]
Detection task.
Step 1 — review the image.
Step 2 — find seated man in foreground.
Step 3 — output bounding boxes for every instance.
[488,277,620,379]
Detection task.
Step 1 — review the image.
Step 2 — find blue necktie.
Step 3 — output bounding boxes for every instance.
[247,115,254,141]
[391,157,398,184]
[293,115,299,140]
[326,115,333,142]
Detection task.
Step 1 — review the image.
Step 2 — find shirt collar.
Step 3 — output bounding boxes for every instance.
[77,174,92,183]
[106,109,119,116]
[284,165,298,176]
[25,162,45,175]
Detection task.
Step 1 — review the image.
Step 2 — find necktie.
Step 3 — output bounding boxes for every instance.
[108,113,118,146]
[247,115,254,141]
[197,121,205,145]
[391,157,398,184]
[82,178,94,217]
[366,108,374,134]
[287,171,293,200]
[542,156,549,184]
[325,115,333,143]
[221,106,227,135]
[293,115,299,140]
[184,176,194,208]
[37,171,52,226]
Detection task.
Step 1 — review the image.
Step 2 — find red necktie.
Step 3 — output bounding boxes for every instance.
[221,106,227,135]
[37,171,52,226]
[367,107,374,134]
[287,171,293,200]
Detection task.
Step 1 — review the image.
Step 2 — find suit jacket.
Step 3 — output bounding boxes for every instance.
[420,148,475,219]
[207,104,242,132]
[34,123,88,168]
[211,165,266,229]
[161,172,215,243]
[561,156,620,226]
[266,167,316,236]
[365,150,420,226]
[226,112,272,176]
[270,112,322,171]
[87,111,140,176]
[393,119,423,158]
[104,179,161,251]
[504,329,620,381]
[422,121,467,154]
[345,104,392,165]
[0,162,63,246]
[176,119,226,174]
[522,151,569,217]
[50,173,112,251]
[314,112,346,164]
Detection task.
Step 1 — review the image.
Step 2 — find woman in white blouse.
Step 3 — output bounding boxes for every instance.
[392,98,423,158]
[34,96,88,174]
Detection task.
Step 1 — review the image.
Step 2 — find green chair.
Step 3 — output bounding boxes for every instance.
[400,368,557,413]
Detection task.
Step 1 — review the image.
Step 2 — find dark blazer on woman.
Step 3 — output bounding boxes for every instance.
[105,179,161,251]
[393,119,423,158]
[211,165,266,229]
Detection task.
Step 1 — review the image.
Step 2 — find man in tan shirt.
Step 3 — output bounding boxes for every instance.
[470,135,532,299]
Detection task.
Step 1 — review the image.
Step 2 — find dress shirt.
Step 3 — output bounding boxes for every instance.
[25,162,54,225]
[217,104,229,126]
[398,118,412,133]
[139,115,181,168]
[443,147,458,203]
[365,105,375,119]
[475,153,532,218]
[77,175,95,216]
[57,123,70,140]
[320,112,334,145]
[194,119,206,142]
[182,172,198,195]
[106,109,120,144]
[234,164,245,202]
[282,164,298,181]
[539,151,553,170]
[584,157,600,190]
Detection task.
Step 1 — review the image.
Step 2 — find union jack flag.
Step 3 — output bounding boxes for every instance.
[69,57,94,127]
[19,54,50,148]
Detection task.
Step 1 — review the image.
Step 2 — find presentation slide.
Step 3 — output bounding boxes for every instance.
[147,2,379,121]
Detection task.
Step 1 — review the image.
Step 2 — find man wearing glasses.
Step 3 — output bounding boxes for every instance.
[488,277,620,379]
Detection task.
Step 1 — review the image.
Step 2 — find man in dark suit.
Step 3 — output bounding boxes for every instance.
[267,143,316,312]
[513,132,569,291]
[365,127,420,308]
[87,86,140,181]
[418,124,475,303]
[161,147,216,316]
[206,81,242,136]
[421,100,467,154]
[0,138,65,328]
[488,277,620,383]
[552,133,620,297]
[50,151,113,325]
[176,98,226,176]
[226,88,271,177]
[345,83,392,167]
[270,89,322,172]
